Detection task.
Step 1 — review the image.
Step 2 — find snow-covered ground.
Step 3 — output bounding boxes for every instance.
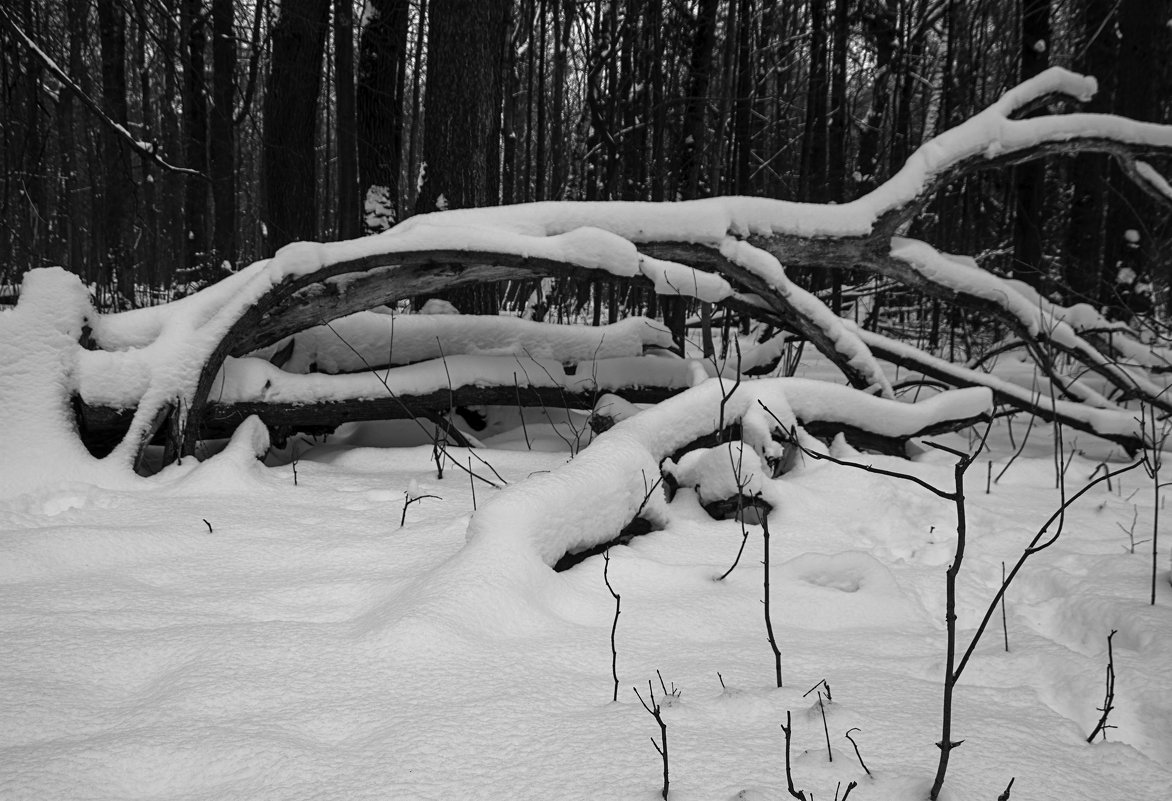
[2,398,1169,800]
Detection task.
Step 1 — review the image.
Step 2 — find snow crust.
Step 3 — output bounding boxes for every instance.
[464,378,991,567]
[249,313,675,374]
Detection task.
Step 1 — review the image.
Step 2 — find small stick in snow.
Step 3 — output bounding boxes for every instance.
[603,550,621,703]
[802,678,832,702]
[762,511,783,688]
[202,518,213,534]
[1086,630,1118,743]
[844,728,871,777]
[998,777,1016,800]
[634,682,669,800]
[1001,561,1009,653]
[468,457,476,511]
[780,711,808,800]
[839,780,858,801]
[400,490,442,527]
[817,691,833,762]
[986,460,992,494]
[512,372,532,450]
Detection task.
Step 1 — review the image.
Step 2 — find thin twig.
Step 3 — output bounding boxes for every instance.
[1086,630,1118,743]
[603,550,621,703]
[844,728,871,777]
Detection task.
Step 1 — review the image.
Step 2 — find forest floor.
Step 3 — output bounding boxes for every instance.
[2,397,1170,801]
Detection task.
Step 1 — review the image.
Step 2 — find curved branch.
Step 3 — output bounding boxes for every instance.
[0,6,208,181]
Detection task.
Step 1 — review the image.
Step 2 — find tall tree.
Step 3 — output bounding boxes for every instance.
[1062,0,1115,304]
[356,0,409,232]
[262,0,330,250]
[1104,0,1165,309]
[826,0,849,202]
[415,0,510,212]
[211,0,237,270]
[678,0,719,198]
[799,0,829,203]
[97,0,135,301]
[1011,0,1050,287]
[334,0,360,239]
[182,0,209,274]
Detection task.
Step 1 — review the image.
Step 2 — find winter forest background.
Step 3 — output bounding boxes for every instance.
[1,0,1169,315]
[3,2,1172,801]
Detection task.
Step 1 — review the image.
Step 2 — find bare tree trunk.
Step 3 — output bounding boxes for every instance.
[263,0,330,250]
[335,0,360,239]
[679,0,718,197]
[97,0,135,303]
[856,2,896,196]
[134,0,159,291]
[799,0,828,203]
[211,0,236,272]
[356,0,408,232]
[415,0,510,212]
[1063,0,1114,305]
[1011,0,1050,288]
[182,0,209,275]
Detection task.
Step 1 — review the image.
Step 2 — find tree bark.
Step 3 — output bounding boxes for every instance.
[335,0,360,239]
[182,0,209,274]
[210,0,237,272]
[1011,0,1050,288]
[415,0,510,212]
[97,0,135,302]
[1062,0,1114,305]
[356,0,408,232]
[263,0,330,250]
[799,0,829,203]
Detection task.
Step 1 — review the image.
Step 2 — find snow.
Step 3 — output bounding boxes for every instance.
[1,382,1168,800]
[250,313,676,374]
[2,61,1171,800]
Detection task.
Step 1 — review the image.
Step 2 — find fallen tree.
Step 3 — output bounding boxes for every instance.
[6,67,1170,469]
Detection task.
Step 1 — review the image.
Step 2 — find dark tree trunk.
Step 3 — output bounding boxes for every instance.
[799,0,828,203]
[182,0,209,274]
[856,2,896,195]
[415,0,510,212]
[1105,0,1163,311]
[97,0,135,302]
[335,0,360,239]
[134,0,159,290]
[678,0,718,198]
[827,0,849,202]
[211,0,236,271]
[1011,0,1050,288]
[356,0,408,232]
[1063,0,1115,305]
[262,0,330,250]
[60,0,87,278]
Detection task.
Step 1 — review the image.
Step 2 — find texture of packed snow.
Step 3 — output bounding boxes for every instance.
[249,313,675,374]
[2,388,1169,800]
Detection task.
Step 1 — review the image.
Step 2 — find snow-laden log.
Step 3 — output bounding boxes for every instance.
[249,314,677,373]
[852,325,1154,454]
[463,378,994,568]
[36,67,1172,466]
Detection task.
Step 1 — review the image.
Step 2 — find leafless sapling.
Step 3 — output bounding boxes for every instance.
[1086,630,1118,743]
[634,681,670,800]
[717,442,758,581]
[603,549,621,702]
[762,509,783,688]
[780,710,808,800]
[844,728,871,777]
[401,490,442,527]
